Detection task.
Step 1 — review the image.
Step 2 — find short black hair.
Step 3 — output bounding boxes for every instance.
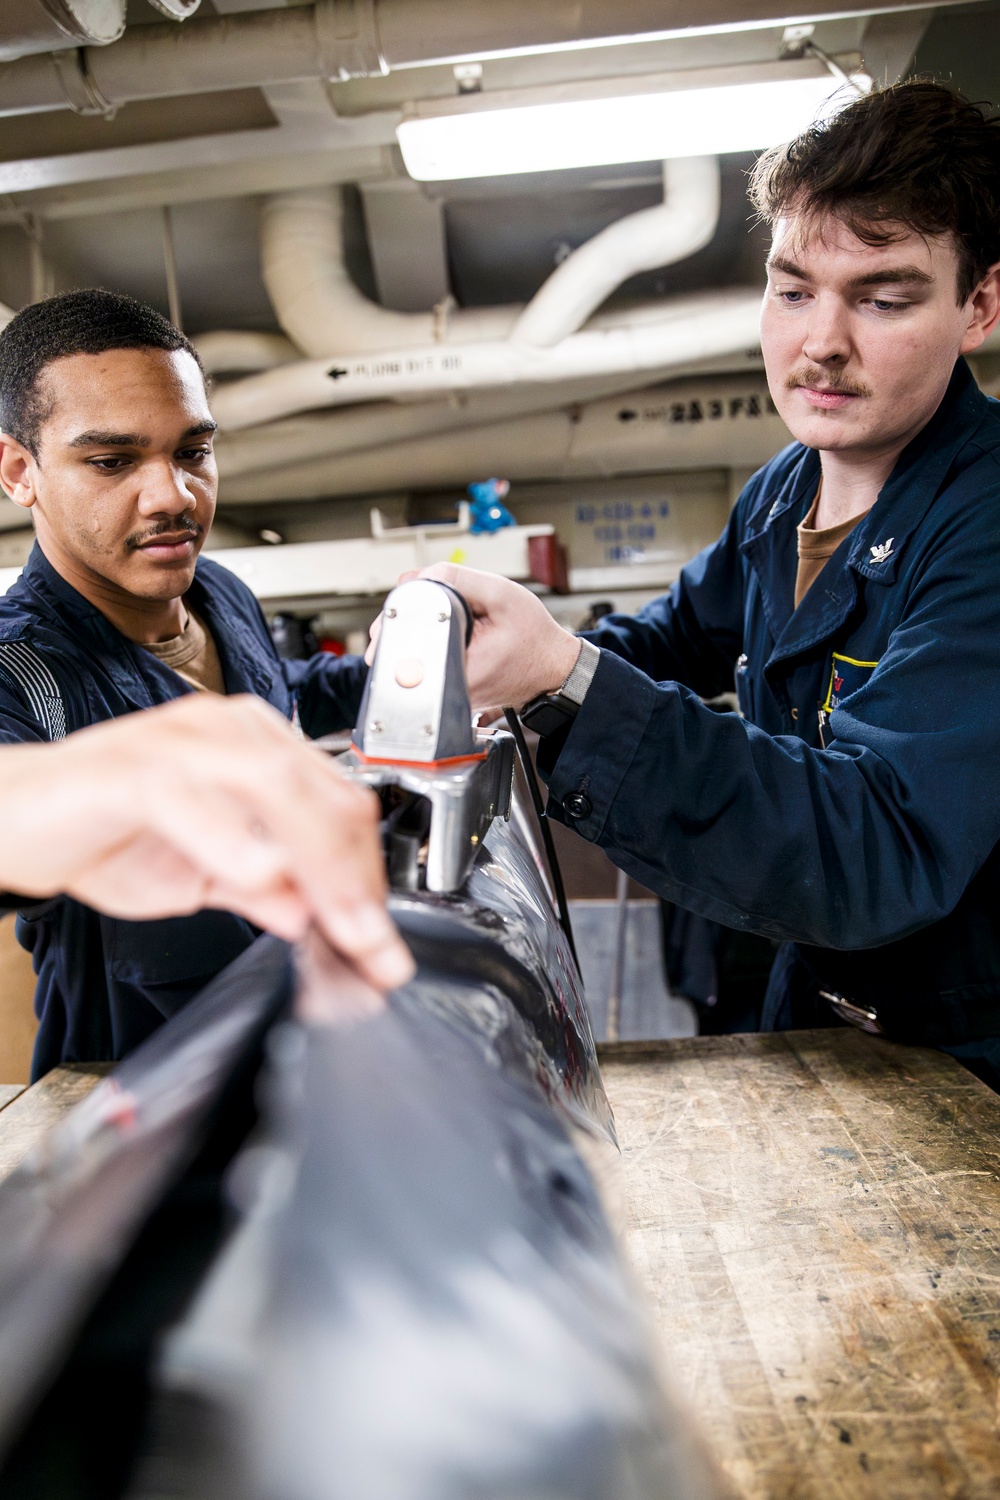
[0,288,204,456]
[749,80,1000,303]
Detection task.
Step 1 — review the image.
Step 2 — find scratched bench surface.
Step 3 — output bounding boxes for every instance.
[0,1063,111,1184]
[598,1029,1000,1500]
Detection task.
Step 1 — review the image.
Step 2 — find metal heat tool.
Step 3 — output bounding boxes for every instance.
[341,577,515,894]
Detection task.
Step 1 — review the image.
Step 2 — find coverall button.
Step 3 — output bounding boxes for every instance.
[563,791,592,819]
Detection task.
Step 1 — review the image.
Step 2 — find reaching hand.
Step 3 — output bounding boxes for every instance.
[0,694,414,995]
[368,564,581,712]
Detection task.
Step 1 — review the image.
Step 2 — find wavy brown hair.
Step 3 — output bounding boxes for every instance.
[749,80,1000,303]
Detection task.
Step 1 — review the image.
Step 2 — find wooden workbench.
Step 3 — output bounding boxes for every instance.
[0,1035,997,1496]
[0,1062,110,1183]
[599,1029,1000,1500]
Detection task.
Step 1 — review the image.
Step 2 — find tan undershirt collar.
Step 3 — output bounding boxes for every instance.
[794,491,871,610]
[141,607,226,695]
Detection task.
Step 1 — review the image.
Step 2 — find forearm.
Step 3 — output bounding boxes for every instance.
[580,591,739,698]
[539,652,978,951]
[0,698,414,993]
[0,736,134,899]
[287,653,369,737]
[413,517,746,712]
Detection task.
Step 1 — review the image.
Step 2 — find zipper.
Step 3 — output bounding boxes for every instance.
[817,708,829,749]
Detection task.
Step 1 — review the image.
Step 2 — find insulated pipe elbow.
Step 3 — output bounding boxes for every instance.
[261,187,437,357]
[260,186,520,358]
[511,156,721,350]
[260,164,720,363]
[209,287,763,430]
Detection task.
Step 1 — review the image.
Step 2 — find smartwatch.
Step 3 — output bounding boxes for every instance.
[519,639,600,737]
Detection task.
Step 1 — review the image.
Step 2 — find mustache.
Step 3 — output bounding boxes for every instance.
[125,517,204,551]
[786,368,872,399]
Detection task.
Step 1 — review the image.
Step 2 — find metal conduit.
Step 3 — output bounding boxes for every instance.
[0,0,125,62]
[0,0,966,117]
[366,0,951,69]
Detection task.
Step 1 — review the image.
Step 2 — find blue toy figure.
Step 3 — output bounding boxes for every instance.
[466,477,515,534]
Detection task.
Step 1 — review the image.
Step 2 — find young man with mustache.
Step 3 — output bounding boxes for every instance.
[0,289,409,1077]
[411,82,1000,1085]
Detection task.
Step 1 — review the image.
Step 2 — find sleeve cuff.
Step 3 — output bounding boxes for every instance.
[538,649,659,842]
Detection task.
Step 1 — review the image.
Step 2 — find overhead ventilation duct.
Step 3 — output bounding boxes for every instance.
[260,158,720,362]
[0,0,966,116]
[210,288,763,430]
[315,0,959,74]
[260,188,519,357]
[512,157,720,348]
[213,159,730,427]
[0,0,125,62]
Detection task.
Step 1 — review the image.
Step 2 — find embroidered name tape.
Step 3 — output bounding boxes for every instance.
[822,652,879,713]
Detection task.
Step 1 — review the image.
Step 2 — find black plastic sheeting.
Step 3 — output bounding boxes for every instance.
[0,810,723,1500]
[0,937,293,1487]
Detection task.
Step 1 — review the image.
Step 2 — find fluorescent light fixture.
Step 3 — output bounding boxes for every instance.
[397,74,866,181]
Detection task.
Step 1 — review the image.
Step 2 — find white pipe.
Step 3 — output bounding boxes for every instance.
[0,5,328,116]
[194,329,299,376]
[260,187,519,358]
[512,157,720,349]
[217,373,790,504]
[216,157,727,423]
[213,361,763,478]
[1,0,125,62]
[209,288,763,431]
[260,158,720,363]
[206,291,1000,407]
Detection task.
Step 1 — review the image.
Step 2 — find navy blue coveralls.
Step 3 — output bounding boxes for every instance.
[0,545,367,1079]
[539,359,1000,1082]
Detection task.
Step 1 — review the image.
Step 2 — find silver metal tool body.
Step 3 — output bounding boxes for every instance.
[342,578,515,894]
[353,577,475,764]
[345,746,513,893]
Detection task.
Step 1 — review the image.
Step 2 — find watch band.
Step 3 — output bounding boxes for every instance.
[519,639,600,737]
[558,638,600,705]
